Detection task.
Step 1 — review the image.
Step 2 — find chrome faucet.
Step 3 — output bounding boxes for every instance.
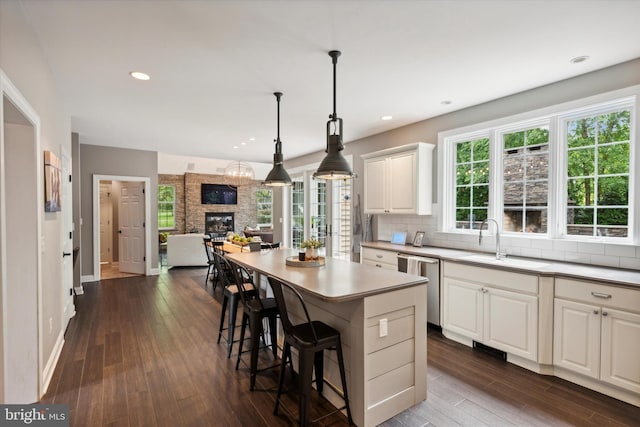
[479,218,501,260]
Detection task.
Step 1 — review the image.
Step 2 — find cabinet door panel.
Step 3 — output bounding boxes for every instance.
[553,299,600,379]
[443,278,483,341]
[364,158,387,213]
[388,152,416,213]
[484,288,538,361]
[600,308,640,394]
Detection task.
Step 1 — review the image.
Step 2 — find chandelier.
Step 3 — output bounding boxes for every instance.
[224,161,255,187]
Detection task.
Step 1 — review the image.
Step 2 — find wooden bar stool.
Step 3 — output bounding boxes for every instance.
[268,277,353,426]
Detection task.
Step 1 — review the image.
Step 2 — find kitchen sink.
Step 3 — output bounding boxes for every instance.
[460,254,551,269]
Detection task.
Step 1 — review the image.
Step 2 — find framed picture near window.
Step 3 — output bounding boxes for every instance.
[412,231,425,247]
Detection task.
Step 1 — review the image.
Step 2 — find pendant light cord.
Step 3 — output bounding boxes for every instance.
[329,50,341,121]
[274,91,282,150]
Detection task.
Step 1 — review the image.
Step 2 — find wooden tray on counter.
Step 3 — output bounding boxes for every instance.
[285,256,326,268]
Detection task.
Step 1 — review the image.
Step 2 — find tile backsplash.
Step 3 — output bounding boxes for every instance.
[376,206,640,271]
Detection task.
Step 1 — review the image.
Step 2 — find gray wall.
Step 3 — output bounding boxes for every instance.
[80,143,158,277]
[279,58,640,244]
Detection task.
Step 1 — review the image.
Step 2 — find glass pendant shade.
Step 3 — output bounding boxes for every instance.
[264,92,292,186]
[313,50,353,180]
[224,161,254,186]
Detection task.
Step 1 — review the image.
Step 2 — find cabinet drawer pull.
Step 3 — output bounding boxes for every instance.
[375,264,382,268]
[593,310,599,315]
[591,291,612,299]
[602,311,608,316]
[376,254,383,258]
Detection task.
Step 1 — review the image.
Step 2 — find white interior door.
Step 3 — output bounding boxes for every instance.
[99,181,112,263]
[118,181,145,274]
[61,147,74,326]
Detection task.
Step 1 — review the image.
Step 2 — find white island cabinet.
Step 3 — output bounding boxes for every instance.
[226,249,428,427]
[362,142,434,215]
[554,278,640,405]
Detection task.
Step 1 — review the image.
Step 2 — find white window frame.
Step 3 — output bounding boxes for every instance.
[439,86,639,244]
[158,184,176,231]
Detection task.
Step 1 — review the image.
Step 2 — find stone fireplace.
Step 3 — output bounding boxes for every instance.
[205,212,234,237]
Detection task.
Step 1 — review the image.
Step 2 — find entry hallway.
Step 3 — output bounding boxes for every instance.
[41,266,639,426]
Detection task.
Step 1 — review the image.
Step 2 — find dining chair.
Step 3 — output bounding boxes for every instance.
[267,276,353,426]
[229,259,279,391]
[214,252,256,358]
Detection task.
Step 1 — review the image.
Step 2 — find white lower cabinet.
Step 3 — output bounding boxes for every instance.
[442,262,538,362]
[361,246,398,270]
[554,279,640,396]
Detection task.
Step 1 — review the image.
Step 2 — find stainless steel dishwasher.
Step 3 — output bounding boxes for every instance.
[397,253,440,326]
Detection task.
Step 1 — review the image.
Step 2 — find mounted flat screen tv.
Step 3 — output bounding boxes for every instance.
[201,184,237,205]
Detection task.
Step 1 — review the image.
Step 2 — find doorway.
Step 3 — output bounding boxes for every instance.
[1,74,42,402]
[93,175,151,280]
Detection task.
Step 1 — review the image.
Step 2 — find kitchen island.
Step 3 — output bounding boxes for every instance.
[226,249,428,427]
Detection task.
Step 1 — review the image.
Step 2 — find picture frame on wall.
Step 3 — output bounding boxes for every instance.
[44,150,61,212]
[412,231,425,247]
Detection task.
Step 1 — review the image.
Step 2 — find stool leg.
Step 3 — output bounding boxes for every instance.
[299,348,314,427]
[217,293,228,344]
[227,293,239,358]
[268,315,278,359]
[274,343,290,415]
[314,350,324,395]
[249,312,262,391]
[235,313,248,370]
[335,338,353,425]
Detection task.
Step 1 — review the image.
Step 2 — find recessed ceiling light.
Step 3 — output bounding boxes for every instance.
[441,100,452,105]
[240,142,247,146]
[249,137,256,141]
[570,56,589,64]
[233,145,239,149]
[129,71,150,81]
[380,115,393,121]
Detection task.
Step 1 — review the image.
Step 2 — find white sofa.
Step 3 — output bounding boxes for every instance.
[166,234,208,267]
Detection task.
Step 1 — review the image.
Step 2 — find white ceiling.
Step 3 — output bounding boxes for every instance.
[20,0,640,165]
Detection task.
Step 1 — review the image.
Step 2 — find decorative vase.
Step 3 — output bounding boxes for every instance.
[305,247,317,260]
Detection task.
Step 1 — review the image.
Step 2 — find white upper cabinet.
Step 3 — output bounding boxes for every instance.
[362,142,435,215]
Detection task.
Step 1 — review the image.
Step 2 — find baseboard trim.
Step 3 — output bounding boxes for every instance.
[149,267,160,276]
[41,330,64,398]
[81,275,95,283]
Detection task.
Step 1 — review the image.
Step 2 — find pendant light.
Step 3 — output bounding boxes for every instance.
[263,92,292,186]
[313,50,354,180]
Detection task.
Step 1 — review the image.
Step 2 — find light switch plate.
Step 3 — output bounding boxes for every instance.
[379,318,388,337]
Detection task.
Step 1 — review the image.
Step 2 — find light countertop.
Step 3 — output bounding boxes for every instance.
[226,249,428,302]
[361,241,640,289]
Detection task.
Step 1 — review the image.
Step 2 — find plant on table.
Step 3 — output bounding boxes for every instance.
[300,239,322,260]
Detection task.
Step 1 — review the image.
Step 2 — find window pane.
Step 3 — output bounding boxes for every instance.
[567,178,595,206]
[256,189,273,226]
[525,127,549,146]
[456,164,471,185]
[567,148,595,177]
[597,207,628,226]
[598,143,629,175]
[158,185,175,230]
[597,176,628,206]
[473,161,490,184]
[597,111,630,143]
[473,138,490,161]
[472,185,489,207]
[597,225,628,238]
[456,187,470,207]
[504,131,524,150]
[567,118,596,148]
[456,140,472,163]
[525,152,548,181]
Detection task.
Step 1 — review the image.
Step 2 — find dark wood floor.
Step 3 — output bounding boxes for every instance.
[42,266,639,426]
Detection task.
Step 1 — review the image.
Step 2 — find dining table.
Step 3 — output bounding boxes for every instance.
[225,249,428,427]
